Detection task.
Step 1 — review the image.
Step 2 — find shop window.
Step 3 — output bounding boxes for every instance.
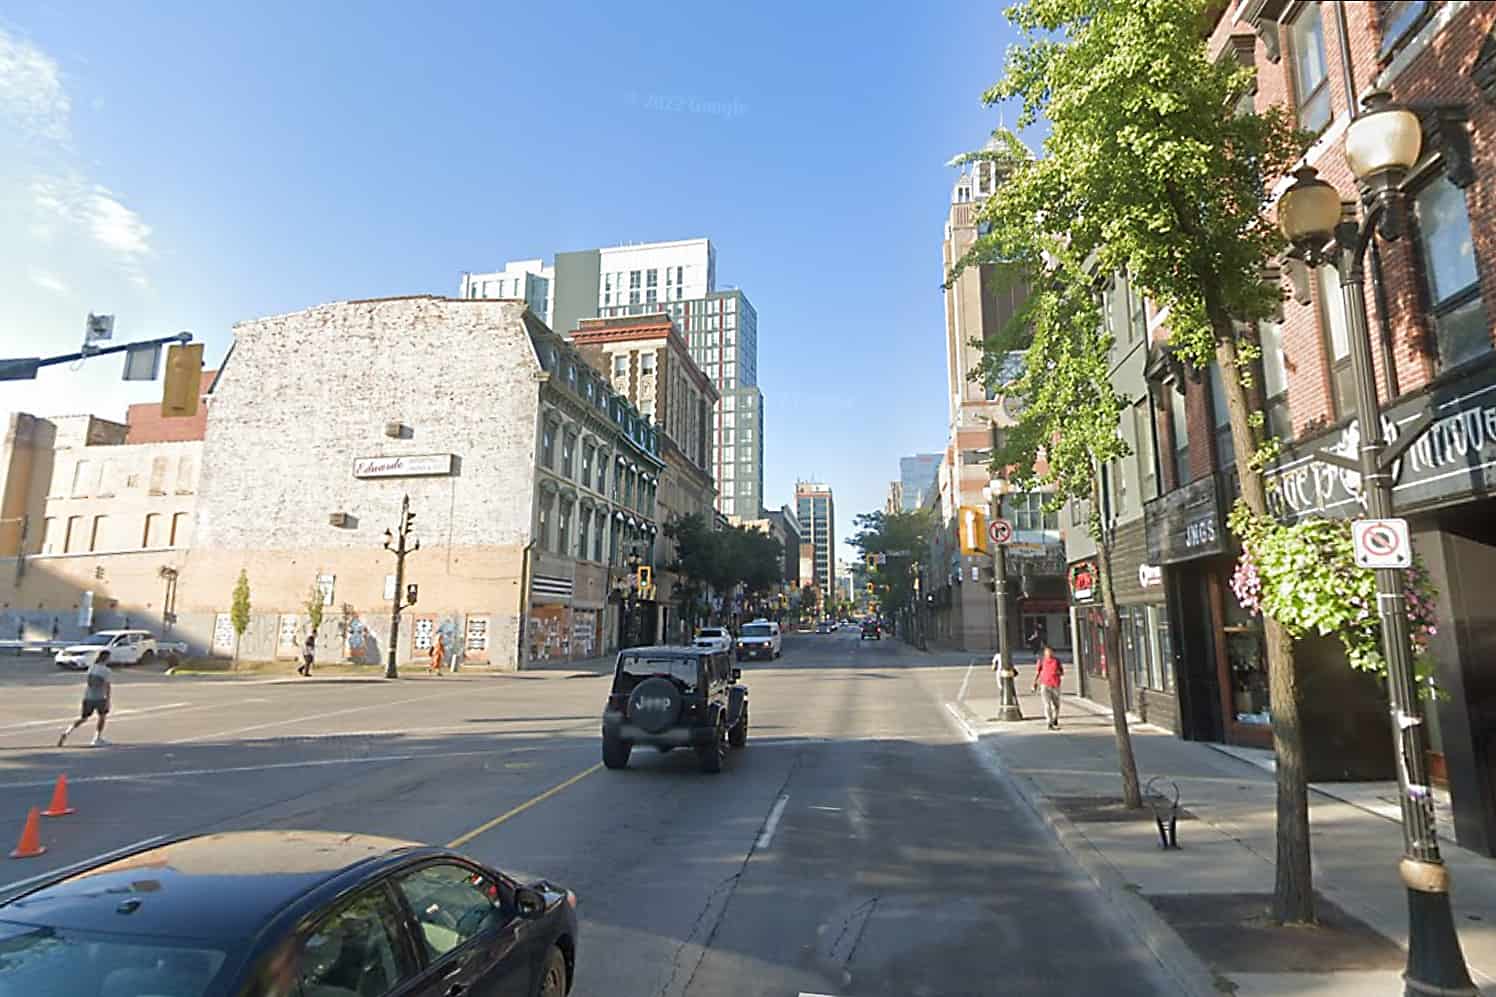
[1148,605,1175,692]
[1317,266,1356,417]
[1288,4,1331,134]
[1121,606,1148,705]
[1414,173,1491,371]
[1225,589,1269,726]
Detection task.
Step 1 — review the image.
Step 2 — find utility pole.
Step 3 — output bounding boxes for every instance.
[382,494,419,680]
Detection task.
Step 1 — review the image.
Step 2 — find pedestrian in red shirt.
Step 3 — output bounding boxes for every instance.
[1032,644,1064,730]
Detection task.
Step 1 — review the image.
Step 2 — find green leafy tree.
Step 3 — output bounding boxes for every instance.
[849,509,933,622]
[305,582,326,640]
[664,515,783,626]
[966,0,1311,922]
[230,569,251,665]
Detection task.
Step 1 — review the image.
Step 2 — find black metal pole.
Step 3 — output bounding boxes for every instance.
[989,492,1022,721]
[1337,215,1477,996]
[385,493,413,680]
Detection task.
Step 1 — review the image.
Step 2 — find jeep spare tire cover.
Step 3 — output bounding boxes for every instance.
[628,677,683,733]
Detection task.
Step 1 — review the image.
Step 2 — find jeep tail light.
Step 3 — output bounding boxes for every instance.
[607,693,627,711]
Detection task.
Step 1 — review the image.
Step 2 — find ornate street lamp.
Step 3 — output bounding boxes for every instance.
[1278,90,1475,996]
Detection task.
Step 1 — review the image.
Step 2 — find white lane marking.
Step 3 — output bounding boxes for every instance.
[755,793,790,850]
[956,660,975,702]
[0,835,167,897]
[0,702,195,733]
[0,747,505,791]
[165,689,459,744]
[944,702,979,743]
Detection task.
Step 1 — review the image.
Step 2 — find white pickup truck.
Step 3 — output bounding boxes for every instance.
[53,630,180,670]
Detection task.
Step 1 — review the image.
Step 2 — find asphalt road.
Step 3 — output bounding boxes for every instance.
[0,631,1178,996]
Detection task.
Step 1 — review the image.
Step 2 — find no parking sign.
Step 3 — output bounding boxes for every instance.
[1352,518,1411,569]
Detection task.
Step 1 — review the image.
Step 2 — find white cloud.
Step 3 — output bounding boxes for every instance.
[0,27,70,144]
[86,188,152,257]
[26,266,67,294]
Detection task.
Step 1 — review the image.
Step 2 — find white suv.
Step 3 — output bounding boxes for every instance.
[736,619,781,661]
[693,627,733,653]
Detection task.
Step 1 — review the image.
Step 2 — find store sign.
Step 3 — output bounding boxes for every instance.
[1265,358,1496,522]
[1144,472,1227,564]
[1070,561,1097,604]
[1138,563,1163,588]
[353,453,454,479]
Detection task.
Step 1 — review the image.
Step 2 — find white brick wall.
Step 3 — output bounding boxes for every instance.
[194,297,541,551]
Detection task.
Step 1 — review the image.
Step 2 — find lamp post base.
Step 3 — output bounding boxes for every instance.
[995,669,1024,722]
[384,651,398,680]
[1404,884,1477,996]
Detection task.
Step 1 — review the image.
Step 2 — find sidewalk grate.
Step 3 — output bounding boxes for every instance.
[1048,794,1197,823]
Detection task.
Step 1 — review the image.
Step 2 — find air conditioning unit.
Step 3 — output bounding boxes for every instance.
[329,512,350,528]
[384,421,406,438]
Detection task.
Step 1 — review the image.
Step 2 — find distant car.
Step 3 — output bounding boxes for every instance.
[815,621,834,634]
[0,830,578,997]
[736,619,781,661]
[602,645,748,773]
[54,629,160,670]
[692,626,733,652]
[861,621,881,640]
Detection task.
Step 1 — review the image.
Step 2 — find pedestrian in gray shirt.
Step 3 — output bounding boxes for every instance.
[58,651,112,747]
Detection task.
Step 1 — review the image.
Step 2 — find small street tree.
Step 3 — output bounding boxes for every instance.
[972,0,1312,922]
[230,569,251,666]
[305,582,326,644]
[849,509,933,626]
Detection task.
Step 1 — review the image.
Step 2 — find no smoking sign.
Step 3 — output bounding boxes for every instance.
[1352,518,1411,569]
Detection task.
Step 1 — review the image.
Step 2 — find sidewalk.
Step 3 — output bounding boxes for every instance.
[950,689,1496,996]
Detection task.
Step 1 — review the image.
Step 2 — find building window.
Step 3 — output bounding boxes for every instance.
[578,508,590,559]
[1317,266,1355,417]
[613,355,628,377]
[596,452,609,494]
[1126,273,1148,342]
[1110,457,1129,517]
[1169,386,1190,486]
[629,271,640,290]
[562,432,576,478]
[1288,4,1331,133]
[614,461,624,501]
[541,421,557,469]
[582,443,594,485]
[149,456,169,495]
[175,456,195,493]
[609,520,621,564]
[641,352,656,374]
[89,515,107,552]
[594,511,606,561]
[557,500,572,559]
[62,515,83,553]
[1208,362,1235,468]
[1134,400,1158,501]
[71,460,94,498]
[41,517,57,554]
[170,512,191,547]
[1378,1,1429,57]
[1002,493,1058,531]
[646,269,657,289]
[1259,318,1294,441]
[537,492,553,552]
[1414,174,1490,370]
[1147,605,1174,691]
[142,513,162,549]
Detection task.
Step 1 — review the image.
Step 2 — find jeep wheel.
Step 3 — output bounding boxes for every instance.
[729,708,748,748]
[698,721,728,774]
[602,736,631,770]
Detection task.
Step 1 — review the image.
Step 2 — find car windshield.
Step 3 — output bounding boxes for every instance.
[696,629,725,638]
[741,624,772,637]
[619,655,699,689]
[0,919,229,997]
[76,634,115,646]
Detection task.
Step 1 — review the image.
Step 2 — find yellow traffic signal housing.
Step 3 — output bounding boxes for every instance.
[637,565,653,589]
[162,343,204,418]
[866,582,875,593]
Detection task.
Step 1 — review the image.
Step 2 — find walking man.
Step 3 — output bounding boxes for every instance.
[1032,643,1064,730]
[298,631,315,677]
[59,651,112,747]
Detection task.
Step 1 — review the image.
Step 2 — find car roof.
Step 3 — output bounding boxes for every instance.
[89,630,150,637]
[0,830,427,942]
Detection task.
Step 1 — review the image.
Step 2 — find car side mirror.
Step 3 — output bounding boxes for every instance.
[514,887,545,919]
[731,668,742,681]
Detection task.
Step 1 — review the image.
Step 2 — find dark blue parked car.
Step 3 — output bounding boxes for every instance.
[0,831,577,997]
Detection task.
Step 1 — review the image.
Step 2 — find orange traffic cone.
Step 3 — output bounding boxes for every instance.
[42,774,74,817]
[9,807,45,859]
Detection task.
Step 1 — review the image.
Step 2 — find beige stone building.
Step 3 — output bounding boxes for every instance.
[0,410,203,642]
[569,313,717,642]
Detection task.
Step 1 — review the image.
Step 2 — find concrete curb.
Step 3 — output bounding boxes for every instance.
[948,700,1227,997]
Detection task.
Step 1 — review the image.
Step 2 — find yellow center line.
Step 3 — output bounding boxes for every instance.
[447,762,603,849]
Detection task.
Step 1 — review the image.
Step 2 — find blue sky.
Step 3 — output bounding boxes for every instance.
[1,1,1036,566]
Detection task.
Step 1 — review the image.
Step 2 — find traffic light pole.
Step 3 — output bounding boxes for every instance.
[383,494,419,680]
[0,332,192,381]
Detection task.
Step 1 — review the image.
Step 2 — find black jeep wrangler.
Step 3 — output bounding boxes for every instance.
[601,646,748,773]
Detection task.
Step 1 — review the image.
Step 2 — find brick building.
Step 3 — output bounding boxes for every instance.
[1133,1,1496,855]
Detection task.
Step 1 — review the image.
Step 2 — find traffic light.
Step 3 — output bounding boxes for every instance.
[637,565,652,589]
[405,583,418,605]
[404,510,416,534]
[866,582,875,593]
[161,343,204,417]
[865,553,877,569]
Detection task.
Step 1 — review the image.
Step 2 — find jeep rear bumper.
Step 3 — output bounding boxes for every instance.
[603,713,716,748]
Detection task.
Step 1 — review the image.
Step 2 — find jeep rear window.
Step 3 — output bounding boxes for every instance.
[740,624,772,637]
[619,656,698,689]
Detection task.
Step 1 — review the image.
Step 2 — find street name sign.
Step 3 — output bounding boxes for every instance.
[1352,518,1411,569]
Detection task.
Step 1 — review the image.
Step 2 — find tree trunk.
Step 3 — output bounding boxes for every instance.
[1092,475,1143,809]
[1212,329,1314,925]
